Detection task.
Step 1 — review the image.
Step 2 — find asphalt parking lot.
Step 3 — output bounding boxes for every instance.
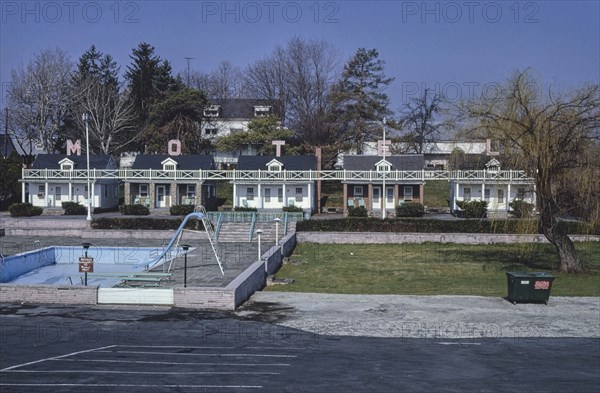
[1,303,599,392]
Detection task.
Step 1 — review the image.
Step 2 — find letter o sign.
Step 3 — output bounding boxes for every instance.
[168,139,181,156]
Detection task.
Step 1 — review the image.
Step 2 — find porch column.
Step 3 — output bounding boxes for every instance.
[257,183,262,209]
[195,181,203,206]
[90,182,95,208]
[394,185,399,207]
[342,183,348,213]
[22,182,26,203]
[170,182,177,207]
[367,183,373,213]
[419,183,424,205]
[454,182,459,211]
[506,183,511,212]
[149,183,156,209]
[232,182,237,208]
[282,183,287,207]
[481,183,485,203]
[307,182,313,211]
[68,181,72,201]
[124,182,131,205]
[45,182,49,207]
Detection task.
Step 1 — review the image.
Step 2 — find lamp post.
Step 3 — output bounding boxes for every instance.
[256,229,265,272]
[382,117,387,220]
[82,112,92,221]
[273,217,281,246]
[82,242,91,286]
[181,244,190,288]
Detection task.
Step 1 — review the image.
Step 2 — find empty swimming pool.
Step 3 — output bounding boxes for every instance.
[1,246,181,287]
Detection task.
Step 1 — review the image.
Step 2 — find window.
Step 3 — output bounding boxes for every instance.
[269,164,282,172]
[404,186,413,201]
[140,184,148,197]
[55,186,62,201]
[484,189,490,200]
[377,163,391,172]
[278,188,283,203]
[464,187,471,201]
[264,188,271,203]
[164,164,176,171]
[103,185,108,198]
[354,186,363,197]
[498,189,505,203]
[203,105,220,117]
[61,163,73,171]
[246,187,254,200]
[187,185,196,199]
[38,185,45,196]
[254,105,271,117]
[205,128,218,136]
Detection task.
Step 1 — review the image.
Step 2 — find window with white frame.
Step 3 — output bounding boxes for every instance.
[354,186,363,197]
[295,187,303,202]
[61,163,73,171]
[163,164,176,171]
[269,164,282,172]
[205,128,218,136]
[55,186,62,201]
[278,188,283,203]
[377,163,391,172]
[246,187,255,200]
[403,186,413,201]
[264,188,271,203]
[203,105,220,117]
[140,184,148,197]
[38,185,45,196]
[498,189,505,203]
[484,189,490,200]
[254,105,271,117]
[387,187,394,203]
[186,185,196,199]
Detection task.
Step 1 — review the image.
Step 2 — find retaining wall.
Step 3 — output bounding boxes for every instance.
[296,232,600,244]
[0,284,98,305]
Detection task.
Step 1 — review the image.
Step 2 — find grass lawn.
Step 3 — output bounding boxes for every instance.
[268,242,600,296]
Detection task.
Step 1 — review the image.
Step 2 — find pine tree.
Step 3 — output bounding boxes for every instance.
[329,48,394,154]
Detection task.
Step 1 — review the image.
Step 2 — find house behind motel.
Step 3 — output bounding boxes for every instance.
[342,154,425,216]
[233,155,317,213]
[25,154,119,209]
[125,155,217,211]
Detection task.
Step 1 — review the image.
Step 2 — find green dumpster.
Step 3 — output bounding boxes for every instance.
[506,272,556,305]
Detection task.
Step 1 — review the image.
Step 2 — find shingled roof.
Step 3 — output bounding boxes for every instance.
[343,155,425,171]
[237,155,317,171]
[132,155,215,170]
[207,99,283,119]
[32,154,115,169]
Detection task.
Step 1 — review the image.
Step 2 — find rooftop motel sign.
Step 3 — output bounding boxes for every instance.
[66,139,286,157]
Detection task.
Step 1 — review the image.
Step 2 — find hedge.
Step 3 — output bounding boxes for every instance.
[456,200,488,218]
[9,203,43,217]
[62,201,87,215]
[296,218,598,235]
[282,205,303,212]
[91,217,205,230]
[170,204,195,216]
[396,202,425,217]
[120,204,150,216]
[509,200,534,218]
[347,206,368,217]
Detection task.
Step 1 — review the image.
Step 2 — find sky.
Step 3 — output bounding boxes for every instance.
[1,0,599,113]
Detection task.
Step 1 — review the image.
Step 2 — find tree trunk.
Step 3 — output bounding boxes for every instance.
[541,213,582,273]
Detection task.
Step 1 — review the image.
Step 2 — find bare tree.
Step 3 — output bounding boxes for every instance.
[6,48,73,153]
[188,61,248,100]
[72,77,137,154]
[398,88,452,153]
[462,69,600,273]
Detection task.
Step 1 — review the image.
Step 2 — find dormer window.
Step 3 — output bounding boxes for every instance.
[254,105,271,117]
[203,105,221,117]
[486,158,501,172]
[161,158,178,171]
[266,159,283,172]
[59,158,74,171]
[375,159,392,172]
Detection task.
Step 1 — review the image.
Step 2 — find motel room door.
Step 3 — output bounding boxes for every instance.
[156,185,166,208]
[373,187,382,210]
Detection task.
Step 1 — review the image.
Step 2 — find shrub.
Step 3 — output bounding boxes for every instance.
[234,206,257,212]
[347,206,368,217]
[396,202,425,217]
[170,204,195,216]
[282,205,303,212]
[509,200,534,218]
[62,201,87,215]
[456,200,488,218]
[119,204,150,216]
[8,202,43,217]
[92,217,204,230]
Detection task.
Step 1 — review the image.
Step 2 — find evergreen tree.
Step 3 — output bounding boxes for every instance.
[329,48,394,153]
[124,42,162,127]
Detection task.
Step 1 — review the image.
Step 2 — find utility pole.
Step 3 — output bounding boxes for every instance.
[184,57,194,87]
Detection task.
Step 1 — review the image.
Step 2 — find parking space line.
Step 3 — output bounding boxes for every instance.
[53,358,291,367]
[0,345,117,372]
[3,370,280,375]
[96,350,297,358]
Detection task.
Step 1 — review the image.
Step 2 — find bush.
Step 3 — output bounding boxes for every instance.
[170,204,195,216]
[295,218,597,235]
[396,202,425,217]
[92,217,205,230]
[234,206,257,212]
[8,202,43,217]
[119,204,150,216]
[62,201,87,215]
[282,205,303,212]
[509,200,534,218]
[456,200,488,218]
[347,206,368,217]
